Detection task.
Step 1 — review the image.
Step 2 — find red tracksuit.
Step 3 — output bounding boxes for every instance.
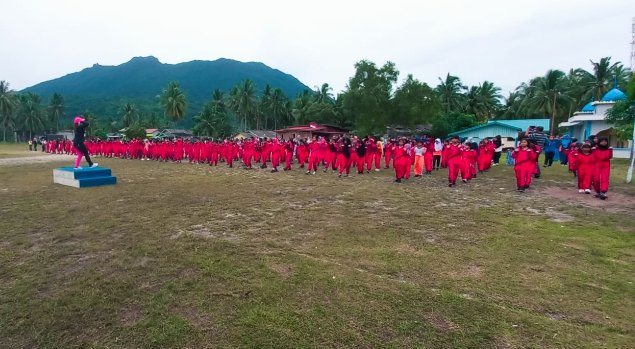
[575,152,594,190]
[393,146,408,180]
[593,148,613,193]
[384,144,393,169]
[337,144,351,175]
[423,140,434,173]
[446,144,462,184]
[365,140,376,172]
[512,147,537,189]
[284,142,294,170]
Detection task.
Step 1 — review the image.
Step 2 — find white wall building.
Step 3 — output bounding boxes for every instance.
[559,86,632,158]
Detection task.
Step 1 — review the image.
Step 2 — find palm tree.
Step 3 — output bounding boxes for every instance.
[47,93,64,132]
[525,70,572,135]
[589,57,619,98]
[18,93,46,140]
[0,81,18,142]
[193,101,232,138]
[500,91,524,119]
[314,83,334,104]
[260,84,273,129]
[292,90,313,125]
[479,81,502,119]
[121,102,138,127]
[436,73,466,113]
[160,81,187,122]
[229,80,258,131]
[269,88,291,129]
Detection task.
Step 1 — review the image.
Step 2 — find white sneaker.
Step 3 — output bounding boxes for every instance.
[578,189,584,193]
[375,169,380,172]
[75,166,83,170]
[584,189,591,194]
[90,163,99,168]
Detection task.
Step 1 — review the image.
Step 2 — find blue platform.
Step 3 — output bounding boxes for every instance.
[53,167,117,188]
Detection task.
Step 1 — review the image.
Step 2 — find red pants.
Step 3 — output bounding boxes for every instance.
[308,155,319,172]
[461,161,473,180]
[284,153,292,170]
[424,154,433,173]
[514,166,533,188]
[394,158,408,179]
[338,155,351,175]
[448,160,461,183]
[384,153,391,168]
[374,153,382,169]
[577,165,593,189]
[356,156,365,173]
[365,153,374,171]
[243,151,253,168]
[325,152,336,170]
[593,163,610,193]
[272,153,280,169]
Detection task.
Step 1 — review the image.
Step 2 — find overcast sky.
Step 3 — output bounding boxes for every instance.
[1,0,633,96]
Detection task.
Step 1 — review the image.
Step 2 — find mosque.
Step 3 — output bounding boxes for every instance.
[558,83,631,158]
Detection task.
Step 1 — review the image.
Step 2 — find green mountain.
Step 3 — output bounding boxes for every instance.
[22,56,311,126]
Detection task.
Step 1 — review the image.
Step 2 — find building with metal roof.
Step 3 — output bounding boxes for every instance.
[449,119,550,147]
[558,83,631,158]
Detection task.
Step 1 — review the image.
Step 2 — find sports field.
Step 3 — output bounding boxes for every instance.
[0,143,633,348]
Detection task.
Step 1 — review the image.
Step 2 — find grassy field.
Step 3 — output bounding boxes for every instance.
[0,143,633,348]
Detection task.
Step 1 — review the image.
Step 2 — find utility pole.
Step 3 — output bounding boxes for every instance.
[627,18,635,183]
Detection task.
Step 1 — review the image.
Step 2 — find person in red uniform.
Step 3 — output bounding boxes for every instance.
[592,137,613,200]
[392,139,408,182]
[567,142,578,176]
[284,139,294,171]
[477,141,489,173]
[575,144,594,194]
[307,136,320,174]
[511,138,537,192]
[270,138,281,172]
[337,137,352,177]
[422,136,434,174]
[384,140,393,169]
[446,136,463,187]
[296,139,307,168]
[460,142,476,182]
[260,138,271,169]
[364,136,376,173]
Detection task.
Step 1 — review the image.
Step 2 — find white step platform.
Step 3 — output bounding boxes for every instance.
[53,167,117,188]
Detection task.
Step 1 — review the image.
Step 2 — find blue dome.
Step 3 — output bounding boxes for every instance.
[601,88,626,102]
[581,101,595,112]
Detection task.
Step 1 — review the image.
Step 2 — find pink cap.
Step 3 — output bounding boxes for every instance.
[74,116,85,125]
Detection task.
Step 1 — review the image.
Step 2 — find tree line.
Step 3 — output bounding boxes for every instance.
[0,56,632,142]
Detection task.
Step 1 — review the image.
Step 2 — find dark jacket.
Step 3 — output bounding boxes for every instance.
[73,121,89,144]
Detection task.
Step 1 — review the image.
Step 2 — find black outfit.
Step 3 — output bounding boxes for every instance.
[74,121,93,167]
[433,155,441,169]
[492,138,502,164]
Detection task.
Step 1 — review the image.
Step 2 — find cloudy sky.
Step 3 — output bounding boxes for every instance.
[1,0,633,96]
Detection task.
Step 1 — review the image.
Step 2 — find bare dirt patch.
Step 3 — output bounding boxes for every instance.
[525,207,574,223]
[171,224,240,241]
[425,313,460,332]
[172,306,215,330]
[539,186,635,211]
[268,262,294,279]
[121,305,144,326]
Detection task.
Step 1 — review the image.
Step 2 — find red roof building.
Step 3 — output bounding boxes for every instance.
[275,123,349,140]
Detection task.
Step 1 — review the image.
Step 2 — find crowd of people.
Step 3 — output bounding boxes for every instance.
[511,127,613,199]
[45,121,614,199]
